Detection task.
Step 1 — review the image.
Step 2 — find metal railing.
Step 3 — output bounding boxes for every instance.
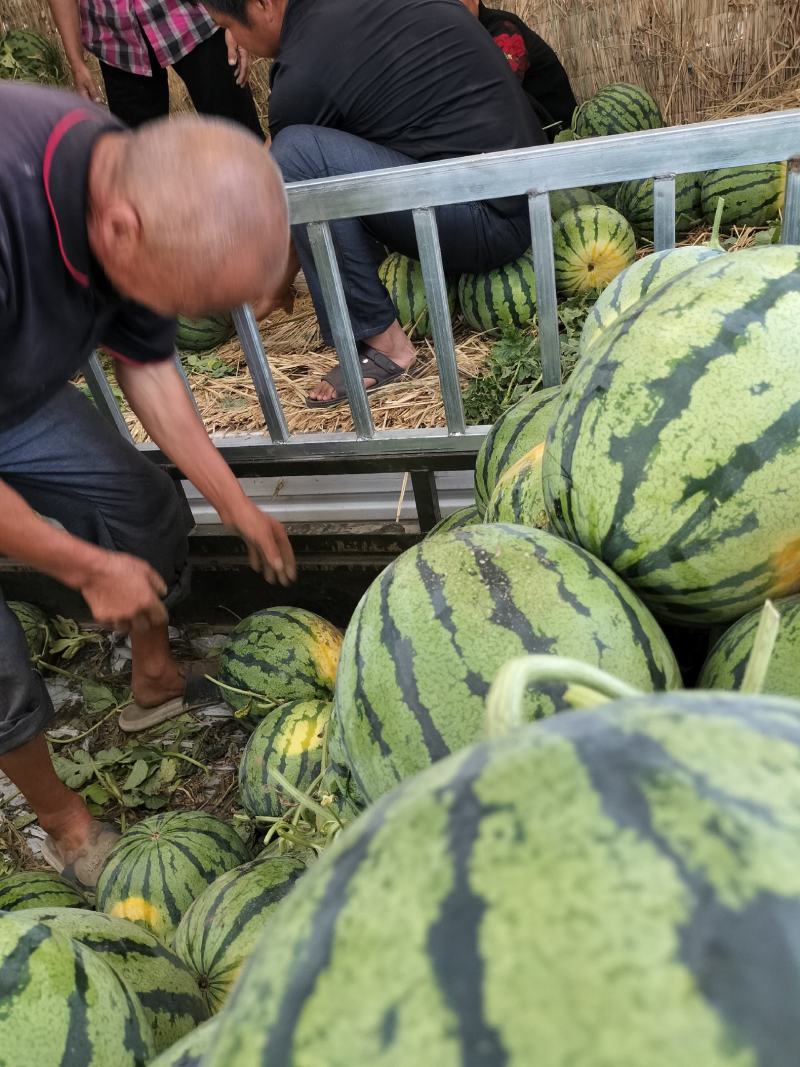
[85,110,800,525]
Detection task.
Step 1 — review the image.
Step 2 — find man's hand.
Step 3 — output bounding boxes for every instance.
[70,60,102,102]
[227,501,297,586]
[225,29,251,87]
[252,284,296,321]
[79,552,168,633]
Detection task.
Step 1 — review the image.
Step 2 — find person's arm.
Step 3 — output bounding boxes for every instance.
[114,358,296,586]
[46,0,102,101]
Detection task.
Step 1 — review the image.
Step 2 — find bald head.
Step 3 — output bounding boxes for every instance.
[87,115,290,317]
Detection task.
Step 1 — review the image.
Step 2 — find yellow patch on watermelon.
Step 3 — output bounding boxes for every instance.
[108,896,164,933]
[309,622,344,689]
[281,718,325,757]
[768,536,800,598]
[559,237,634,292]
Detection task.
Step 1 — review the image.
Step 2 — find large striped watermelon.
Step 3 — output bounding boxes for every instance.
[7,600,49,659]
[701,163,786,227]
[614,173,702,240]
[333,524,679,802]
[173,855,307,1012]
[544,246,800,625]
[484,444,548,528]
[147,1016,219,1067]
[549,187,604,219]
[0,911,155,1065]
[425,504,483,537]
[457,251,536,333]
[217,607,342,719]
[573,82,663,138]
[0,29,65,85]
[206,690,800,1067]
[580,244,725,352]
[552,205,636,294]
[378,252,457,340]
[23,907,208,1052]
[175,313,236,353]
[95,812,251,940]
[474,385,561,508]
[699,594,800,697]
[238,699,331,819]
[0,869,85,911]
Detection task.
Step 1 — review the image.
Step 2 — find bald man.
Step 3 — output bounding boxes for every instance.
[0,81,292,888]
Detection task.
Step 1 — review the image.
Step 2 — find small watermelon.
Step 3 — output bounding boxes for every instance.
[580,244,725,352]
[701,163,786,227]
[573,82,663,138]
[95,812,251,941]
[173,854,307,1012]
[206,691,800,1067]
[699,594,800,697]
[24,907,209,1052]
[549,187,604,219]
[473,385,561,508]
[333,524,679,802]
[425,505,483,537]
[0,869,85,911]
[457,251,537,333]
[552,205,636,294]
[484,444,548,528]
[377,252,457,340]
[0,29,65,85]
[545,245,800,625]
[217,607,343,719]
[553,127,576,142]
[7,600,49,659]
[238,699,331,819]
[147,1016,220,1067]
[615,173,702,240]
[0,911,155,1065]
[176,313,236,353]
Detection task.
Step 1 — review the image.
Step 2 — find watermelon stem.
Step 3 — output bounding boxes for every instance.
[268,766,345,831]
[486,655,641,738]
[707,197,726,251]
[739,600,781,695]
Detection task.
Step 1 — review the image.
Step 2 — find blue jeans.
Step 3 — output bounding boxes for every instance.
[0,385,193,754]
[271,125,531,346]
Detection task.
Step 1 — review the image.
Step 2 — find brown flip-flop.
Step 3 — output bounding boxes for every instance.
[306,345,409,409]
[117,662,220,733]
[41,821,120,891]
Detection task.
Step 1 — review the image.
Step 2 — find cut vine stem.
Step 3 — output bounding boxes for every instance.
[739,599,781,695]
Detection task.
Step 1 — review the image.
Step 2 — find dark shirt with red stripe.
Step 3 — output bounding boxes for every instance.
[0,82,175,430]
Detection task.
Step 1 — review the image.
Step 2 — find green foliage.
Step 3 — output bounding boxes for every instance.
[181,354,238,379]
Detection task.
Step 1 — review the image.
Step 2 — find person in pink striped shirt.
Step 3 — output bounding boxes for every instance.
[47,0,263,136]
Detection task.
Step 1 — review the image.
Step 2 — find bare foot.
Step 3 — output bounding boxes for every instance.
[39,791,96,856]
[309,320,416,403]
[132,661,187,709]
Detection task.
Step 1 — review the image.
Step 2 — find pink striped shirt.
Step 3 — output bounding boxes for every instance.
[80,0,218,76]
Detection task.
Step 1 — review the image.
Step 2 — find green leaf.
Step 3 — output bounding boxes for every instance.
[82,782,112,805]
[82,679,116,714]
[53,750,95,789]
[123,759,151,792]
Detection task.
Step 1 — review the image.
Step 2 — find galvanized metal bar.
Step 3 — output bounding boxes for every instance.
[781,157,800,245]
[286,111,800,224]
[528,192,561,389]
[231,304,290,443]
[653,176,677,251]
[411,470,442,532]
[307,221,374,440]
[83,353,133,439]
[412,208,466,435]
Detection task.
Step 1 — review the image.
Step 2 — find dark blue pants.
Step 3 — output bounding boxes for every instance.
[0,385,192,754]
[270,125,531,346]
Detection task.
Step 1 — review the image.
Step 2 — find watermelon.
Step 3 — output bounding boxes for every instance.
[473,385,561,508]
[552,205,636,294]
[425,504,483,537]
[333,524,679,802]
[615,173,702,240]
[573,82,663,138]
[701,163,786,227]
[95,811,251,940]
[484,444,548,528]
[23,907,208,1052]
[238,699,331,819]
[173,855,307,1012]
[0,869,85,911]
[205,690,800,1067]
[147,1016,219,1067]
[0,29,65,85]
[553,127,576,142]
[7,599,49,659]
[457,251,536,333]
[0,911,155,1065]
[549,187,604,220]
[544,246,800,625]
[217,606,342,720]
[699,594,800,697]
[580,244,724,352]
[377,252,457,340]
[175,313,236,353]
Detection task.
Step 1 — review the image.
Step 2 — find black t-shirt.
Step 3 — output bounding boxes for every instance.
[268,0,547,162]
[0,82,176,429]
[478,2,576,137]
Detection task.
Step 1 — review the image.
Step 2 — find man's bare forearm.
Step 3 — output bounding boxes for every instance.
[46,0,84,67]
